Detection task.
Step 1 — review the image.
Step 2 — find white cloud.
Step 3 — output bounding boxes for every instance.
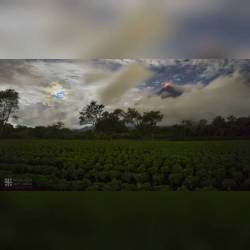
[1,60,250,128]
[120,71,250,124]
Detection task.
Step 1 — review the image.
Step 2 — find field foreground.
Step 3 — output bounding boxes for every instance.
[1,192,250,249]
[0,140,250,191]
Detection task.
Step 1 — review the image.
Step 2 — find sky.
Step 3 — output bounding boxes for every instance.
[1,1,249,128]
[0,59,250,128]
[0,0,250,58]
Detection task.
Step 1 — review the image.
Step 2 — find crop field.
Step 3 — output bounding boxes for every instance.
[0,140,250,191]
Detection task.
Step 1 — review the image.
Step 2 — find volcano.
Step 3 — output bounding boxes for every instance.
[155,82,183,98]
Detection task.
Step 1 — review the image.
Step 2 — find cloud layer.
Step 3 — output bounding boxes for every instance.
[0,1,250,58]
[0,59,249,128]
[132,72,250,124]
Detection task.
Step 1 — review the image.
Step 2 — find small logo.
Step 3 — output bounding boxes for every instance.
[2,178,32,190]
[4,178,13,188]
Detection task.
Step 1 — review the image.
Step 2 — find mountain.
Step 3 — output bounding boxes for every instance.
[153,82,183,98]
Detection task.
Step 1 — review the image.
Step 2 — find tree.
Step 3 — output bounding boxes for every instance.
[198,119,208,127]
[139,111,163,138]
[51,121,64,130]
[124,108,142,128]
[227,115,236,125]
[79,101,105,128]
[196,119,208,136]
[212,116,226,136]
[141,111,163,127]
[0,89,19,136]
[95,110,127,135]
[181,119,194,127]
[113,109,126,120]
[212,116,226,127]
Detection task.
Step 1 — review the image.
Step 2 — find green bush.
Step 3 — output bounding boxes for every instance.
[0,140,249,191]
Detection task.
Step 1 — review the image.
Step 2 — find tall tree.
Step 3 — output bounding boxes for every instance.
[140,111,163,138]
[212,116,226,127]
[212,116,226,136]
[95,110,127,134]
[125,108,142,128]
[141,111,163,127]
[0,89,19,136]
[79,101,105,128]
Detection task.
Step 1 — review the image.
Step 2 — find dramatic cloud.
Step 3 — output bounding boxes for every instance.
[0,0,249,58]
[98,63,152,104]
[128,72,250,124]
[0,59,249,128]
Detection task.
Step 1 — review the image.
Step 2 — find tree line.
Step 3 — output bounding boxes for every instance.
[0,88,250,139]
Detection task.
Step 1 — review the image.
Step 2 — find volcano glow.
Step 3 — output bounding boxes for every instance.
[163,82,172,88]
[1,59,250,128]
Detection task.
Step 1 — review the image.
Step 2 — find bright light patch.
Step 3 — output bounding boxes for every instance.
[46,81,68,106]
[52,89,65,100]
[163,82,172,88]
